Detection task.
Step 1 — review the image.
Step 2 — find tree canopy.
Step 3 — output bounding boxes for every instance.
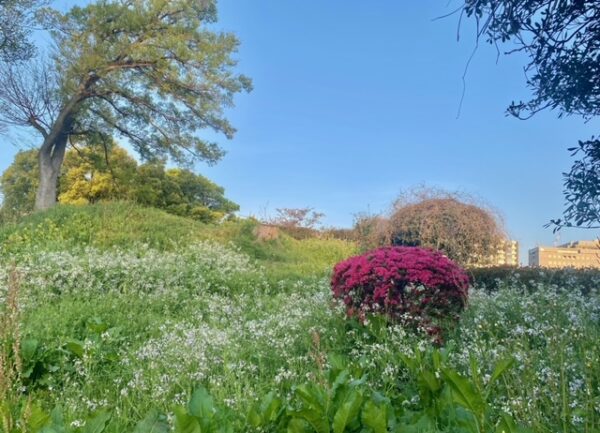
[0,150,39,218]
[387,187,505,265]
[58,144,138,205]
[0,0,251,209]
[0,0,42,61]
[459,0,600,229]
[0,143,239,223]
[548,139,600,231]
[462,0,599,119]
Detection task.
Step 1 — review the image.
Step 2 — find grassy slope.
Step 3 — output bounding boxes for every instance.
[0,202,356,278]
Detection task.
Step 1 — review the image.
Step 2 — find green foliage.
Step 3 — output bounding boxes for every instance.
[468,265,600,294]
[0,0,41,61]
[172,387,236,433]
[460,1,600,232]
[397,347,522,433]
[6,361,528,433]
[0,203,355,280]
[0,202,206,252]
[59,143,138,205]
[0,145,239,223]
[41,0,251,162]
[0,150,38,219]
[548,140,600,231]
[135,163,239,223]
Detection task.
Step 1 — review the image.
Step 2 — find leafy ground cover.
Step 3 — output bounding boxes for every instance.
[1,205,599,433]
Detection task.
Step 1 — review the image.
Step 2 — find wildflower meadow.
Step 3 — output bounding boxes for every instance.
[0,205,599,433]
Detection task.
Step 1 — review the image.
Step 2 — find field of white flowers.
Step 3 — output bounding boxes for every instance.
[1,237,599,433]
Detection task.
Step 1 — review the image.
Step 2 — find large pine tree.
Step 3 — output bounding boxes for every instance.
[0,0,251,209]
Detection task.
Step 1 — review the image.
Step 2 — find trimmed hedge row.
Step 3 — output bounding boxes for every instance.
[468,265,600,294]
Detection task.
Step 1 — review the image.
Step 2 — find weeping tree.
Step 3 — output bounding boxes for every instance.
[387,187,505,266]
[0,0,251,210]
[456,1,600,229]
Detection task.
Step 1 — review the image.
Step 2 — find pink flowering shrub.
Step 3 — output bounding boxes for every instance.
[331,246,469,340]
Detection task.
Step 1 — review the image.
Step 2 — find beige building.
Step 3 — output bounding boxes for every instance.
[490,240,519,266]
[496,240,519,266]
[472,240,519,267]
[528,241,600,268]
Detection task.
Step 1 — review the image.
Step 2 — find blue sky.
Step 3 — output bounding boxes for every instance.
[1,0,599,262]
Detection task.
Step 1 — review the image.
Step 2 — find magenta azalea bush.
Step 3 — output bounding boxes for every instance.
[331,246,470,339]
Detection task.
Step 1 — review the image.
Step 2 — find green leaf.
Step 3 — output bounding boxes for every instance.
[496,413,518,433]
[174,407,201,433]
[39,427,62,433]
[332,391,363,433]
[402,413,436,433]
[87,317,109,334]
[289,409,331,433]
[27,405,50,431]
[398,353,417,373]
[82,411,111,433]
[331,370,350,400]
[328,354,347,372]
[489,357,515,387]
[188,386,215,420]
[65,339,85,358]
[215,422,234,433]
[287,418,312,433]
[133,410,169,433]
[21,338,39,361]
[259,391,282,423]
[362,400,387,433]
[432,349,442,371]
[495,413,534,433]
[247,405,262,428]
[441,368,485,415]
[39,407,66,433]
[469,354,482,390]
[49,407,66,433]
[420,369,441,393]
[296,384,328,414]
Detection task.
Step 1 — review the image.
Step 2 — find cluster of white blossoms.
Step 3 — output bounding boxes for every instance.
[1,242,267,307]
[448,286,600,427]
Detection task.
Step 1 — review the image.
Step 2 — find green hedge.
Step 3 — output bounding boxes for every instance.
[468,265,600,294]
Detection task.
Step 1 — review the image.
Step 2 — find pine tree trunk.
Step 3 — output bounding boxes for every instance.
[34,121,71,211]
[35,149,61,210]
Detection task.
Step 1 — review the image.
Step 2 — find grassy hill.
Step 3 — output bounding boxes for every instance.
[0,202,356,278]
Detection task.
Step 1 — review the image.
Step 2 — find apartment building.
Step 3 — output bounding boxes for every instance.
[471,240,519,267]
[486,239,519,266]
[528,240,600,268]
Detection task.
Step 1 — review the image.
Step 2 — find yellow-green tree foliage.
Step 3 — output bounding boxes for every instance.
[0,150,38,218]
[59,145,137,205]
[0,144,238,223]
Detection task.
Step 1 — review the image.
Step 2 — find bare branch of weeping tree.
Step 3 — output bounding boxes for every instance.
[0,58,59,138]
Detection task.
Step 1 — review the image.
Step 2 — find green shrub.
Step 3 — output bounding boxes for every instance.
[468,265,600,294]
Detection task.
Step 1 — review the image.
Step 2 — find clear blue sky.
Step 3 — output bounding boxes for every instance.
[1,0,599,262]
